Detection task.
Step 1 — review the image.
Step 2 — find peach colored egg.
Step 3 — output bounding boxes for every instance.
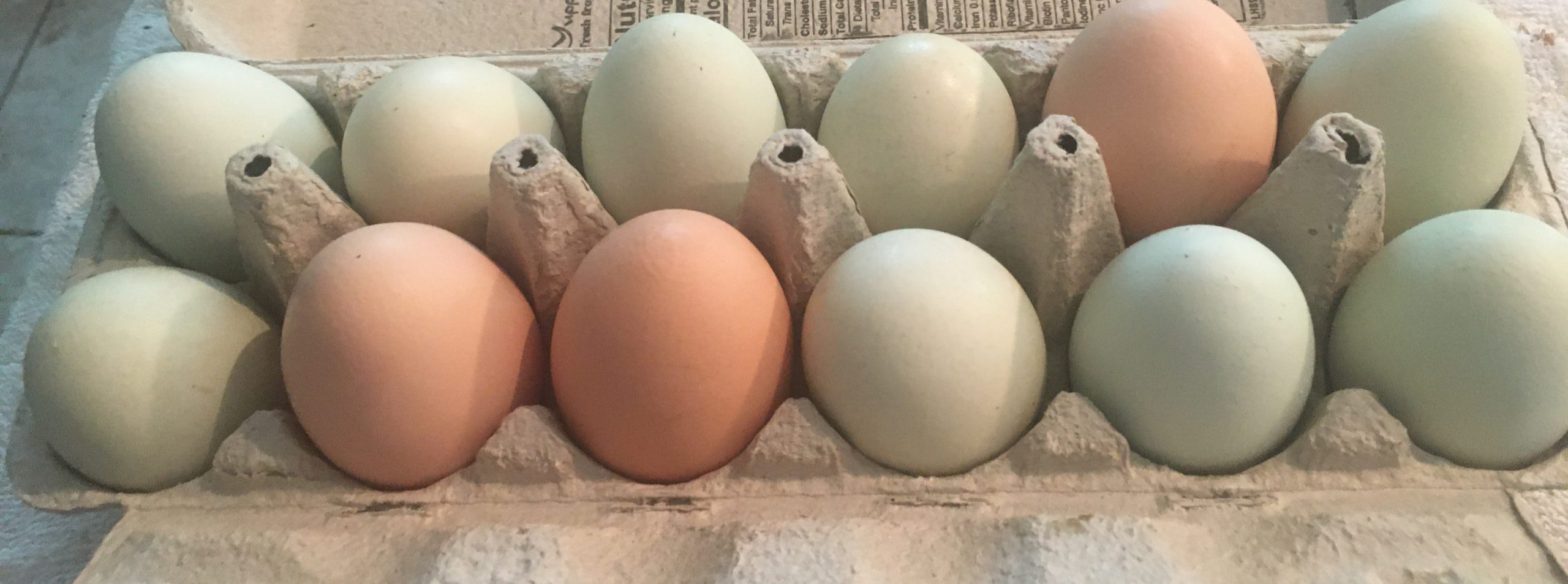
[552,209,791,483]
[282,223,546,490]
[1044,0,1276,242]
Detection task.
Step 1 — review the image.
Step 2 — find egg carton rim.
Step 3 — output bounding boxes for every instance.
[11,385,1568,514]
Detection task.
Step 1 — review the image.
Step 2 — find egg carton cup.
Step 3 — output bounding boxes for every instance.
[10,8,1568,579]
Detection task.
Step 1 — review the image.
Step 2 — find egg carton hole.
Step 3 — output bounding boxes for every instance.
[1336,129,1369,165]
[1055,133,1079,154]
[243,154,273,177]
[777,144,805,163]
[517,148,540,170]
[9,23,1568,517]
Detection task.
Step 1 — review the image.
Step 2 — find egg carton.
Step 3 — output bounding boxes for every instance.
[10,3,1568,580]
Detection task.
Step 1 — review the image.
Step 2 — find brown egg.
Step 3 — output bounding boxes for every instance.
[1044,0,1277,242]
[282,223,546,489]
[552,209,791,483]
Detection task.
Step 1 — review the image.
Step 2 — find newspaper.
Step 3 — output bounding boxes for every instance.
[545,0,1348,48]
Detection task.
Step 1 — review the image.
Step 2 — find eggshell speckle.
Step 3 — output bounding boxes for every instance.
[1044,0,1276,242]
[1278,0,1528,238]
[95,52,343,280]
[24,267,284,491]
[581,14,785,223]
[551,210,791,483]
[343,57,564,244]
[1329,210,1568,469]
[818,34,1017,235]
[1070,225,1313,474]
[282,223,546,489]
[802,229,1046,476]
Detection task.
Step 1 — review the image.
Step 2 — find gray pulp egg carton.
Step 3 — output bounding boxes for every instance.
[9,0,1568,580]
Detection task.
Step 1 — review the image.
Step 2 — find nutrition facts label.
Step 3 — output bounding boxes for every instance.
[590,0,1274,45]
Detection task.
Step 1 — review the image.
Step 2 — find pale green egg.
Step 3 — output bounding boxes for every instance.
[1070,225,1313,474]
[1330,210,1568,469]
[1279,0,1528,238]
[581,13,785,223]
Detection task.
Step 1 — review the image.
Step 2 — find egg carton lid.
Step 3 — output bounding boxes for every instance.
[8,0,1568,580]
[163,0,1359,63]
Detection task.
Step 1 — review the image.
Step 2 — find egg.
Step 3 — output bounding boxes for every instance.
[551,210,790,483]
[1070,226,1313,474]
[1043,0,1276,242]
[342,57,564,244]
[581,14,785,223]
[1329,210,1568,469]
[1279,0,1527,238]
[817,34,1017,235]
[24,267,284,491]
[802,229,1045,476]
[282,223,546,489]
[95,52,342,281]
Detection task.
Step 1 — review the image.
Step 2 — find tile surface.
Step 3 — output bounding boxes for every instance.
[0,0,49,98]
[0,0,130,235]
[0,1,136,582]
[0,234,33,319]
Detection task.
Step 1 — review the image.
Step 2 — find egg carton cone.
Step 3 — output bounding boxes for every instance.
[8,0,1568,580]
[226,143,369,319]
